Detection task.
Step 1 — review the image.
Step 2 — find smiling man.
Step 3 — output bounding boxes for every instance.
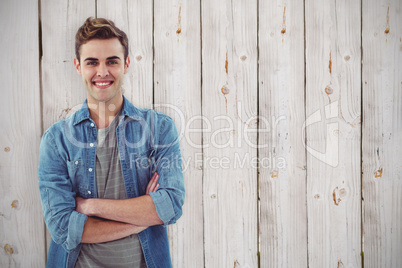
[38,17,185,268]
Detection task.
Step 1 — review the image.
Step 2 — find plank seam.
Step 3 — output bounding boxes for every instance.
[152,0,155,108]
[38,0,47,263]
[200,1,205,267]
[303,0,309,267]
[256,0,261,267]
[360,0,364,267]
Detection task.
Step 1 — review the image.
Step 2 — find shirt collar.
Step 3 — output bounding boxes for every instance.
[72,95,143,126]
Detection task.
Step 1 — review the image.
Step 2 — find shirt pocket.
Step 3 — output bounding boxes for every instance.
[66,159,88,197]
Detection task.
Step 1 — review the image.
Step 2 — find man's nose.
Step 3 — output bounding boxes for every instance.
[96,63,109,77]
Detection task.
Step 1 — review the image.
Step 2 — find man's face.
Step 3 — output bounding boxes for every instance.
[74,38,129,106]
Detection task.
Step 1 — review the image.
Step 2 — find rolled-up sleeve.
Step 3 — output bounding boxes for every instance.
[149,116,185,225]
[38,130,88,252]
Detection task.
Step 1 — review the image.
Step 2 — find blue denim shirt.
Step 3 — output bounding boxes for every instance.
[38,96,185,268]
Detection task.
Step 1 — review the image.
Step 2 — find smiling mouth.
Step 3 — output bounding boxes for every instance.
[92,81,114,88]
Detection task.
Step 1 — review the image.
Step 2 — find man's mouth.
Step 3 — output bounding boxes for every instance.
[92,81,114,88]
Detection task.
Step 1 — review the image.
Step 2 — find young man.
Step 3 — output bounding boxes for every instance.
[38,17,185,268]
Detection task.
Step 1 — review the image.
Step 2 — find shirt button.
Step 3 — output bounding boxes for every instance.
[90,123,95,127]
[90,143,94,147]
[87,190,91,194]
[74,161,78,165]
[88,168,93,172]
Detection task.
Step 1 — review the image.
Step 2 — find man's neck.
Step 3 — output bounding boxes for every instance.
[88,97,123,129]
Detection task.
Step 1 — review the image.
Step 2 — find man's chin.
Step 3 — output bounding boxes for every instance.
[87,93,122,107]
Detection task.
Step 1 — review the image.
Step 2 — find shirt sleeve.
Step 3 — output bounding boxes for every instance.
[38,130,88,252]
[149,116,185,225]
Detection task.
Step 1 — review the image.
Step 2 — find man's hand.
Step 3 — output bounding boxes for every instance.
[76,196,92,216]
[146,172,160,194]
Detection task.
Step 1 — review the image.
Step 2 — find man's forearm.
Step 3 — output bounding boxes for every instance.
[81,217,147,244]
[80,195,163,226]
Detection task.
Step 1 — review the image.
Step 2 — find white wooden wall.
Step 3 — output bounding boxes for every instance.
[0,0,401,267]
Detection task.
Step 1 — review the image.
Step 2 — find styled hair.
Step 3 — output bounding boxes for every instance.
[75,17,128,62]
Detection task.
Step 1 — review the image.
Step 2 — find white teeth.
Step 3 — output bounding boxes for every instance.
[95,82,111,86]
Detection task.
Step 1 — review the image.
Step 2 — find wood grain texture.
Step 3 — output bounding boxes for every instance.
[97,0,153,109]
[1,1,402,266]
[153,1,203,266]
[41,0,95,131]
[362,0,402,267]
[202,0,258,267]
[0,0,45,267]
[258,1,307,267]
[41,0,95,254]
[305,0,362,267]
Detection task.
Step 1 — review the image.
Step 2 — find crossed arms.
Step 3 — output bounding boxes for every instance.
[76,173,163,243]
[39,115,185,252]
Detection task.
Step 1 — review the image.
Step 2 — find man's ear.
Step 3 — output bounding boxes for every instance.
[124,56,130,74]
[74,58,82,75]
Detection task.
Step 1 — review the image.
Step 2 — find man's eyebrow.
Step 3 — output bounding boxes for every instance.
[83,57,98,62]
[83,56,121,61]
[106,56,121,60]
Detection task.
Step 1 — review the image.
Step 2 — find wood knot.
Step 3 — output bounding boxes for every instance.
[325,86,333,95]
[281,28,286,34]
[135,55,142,61]
[333,187,347,206]
[11,200,19,209]
[234,259,240,267]
[176,28,181,34]
[375,168,383,178]
[384,28,390,34]
[210,194,216,199]
[344,55,350,61]
[4,244,14,254]
[221,86,229,95]
[271,170,279,178]
[240,55,247,61]
[333,129,339,136]
[4,147,10,152]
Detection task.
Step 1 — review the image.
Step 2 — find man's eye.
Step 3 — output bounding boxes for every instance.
[87,62,97,66]
[108,60,118,65]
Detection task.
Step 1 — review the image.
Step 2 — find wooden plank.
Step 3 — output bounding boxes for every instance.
[362,0,402,267]
[258,1,307,267]
[305,0,362,267]
[153,1,203,267]
[0,0,46,266]
[202,0,258,267]
[41,0,95,253]
[97,0,153,109]
[41,0,95,130]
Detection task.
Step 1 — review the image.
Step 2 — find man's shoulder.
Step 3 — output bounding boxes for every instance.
[136,107,173,122]
[123,98,174,125]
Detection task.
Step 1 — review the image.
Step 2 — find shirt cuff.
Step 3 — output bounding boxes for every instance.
[65,211,88,251]
[149,190,175,225]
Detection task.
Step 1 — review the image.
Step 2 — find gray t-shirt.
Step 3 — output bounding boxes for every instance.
[75,113,147,268]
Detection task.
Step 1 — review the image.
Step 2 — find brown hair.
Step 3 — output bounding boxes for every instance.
[75,17,129,62]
